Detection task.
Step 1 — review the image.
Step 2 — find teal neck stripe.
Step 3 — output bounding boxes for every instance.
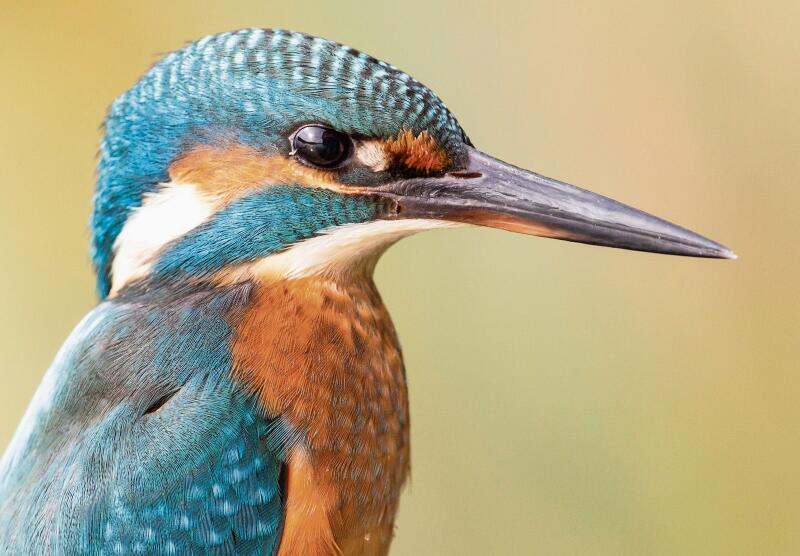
[152,185,387,281]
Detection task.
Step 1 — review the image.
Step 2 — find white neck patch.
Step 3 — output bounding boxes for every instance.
[110,182,214,295]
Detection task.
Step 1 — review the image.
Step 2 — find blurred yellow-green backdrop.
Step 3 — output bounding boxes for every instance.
[1,2,798,554]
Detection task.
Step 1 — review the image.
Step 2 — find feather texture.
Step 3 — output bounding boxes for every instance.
[0,283,284,555]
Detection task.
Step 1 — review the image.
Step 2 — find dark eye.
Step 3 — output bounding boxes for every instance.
[292,125,352,169]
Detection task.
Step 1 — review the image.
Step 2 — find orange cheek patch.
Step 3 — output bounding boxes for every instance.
[383,129,449,174]
[168,144,339,201]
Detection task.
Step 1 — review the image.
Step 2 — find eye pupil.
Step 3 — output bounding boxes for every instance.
[293,125,351,168]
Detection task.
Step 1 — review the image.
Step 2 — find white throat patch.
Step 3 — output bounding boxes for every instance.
[225,219,460,282]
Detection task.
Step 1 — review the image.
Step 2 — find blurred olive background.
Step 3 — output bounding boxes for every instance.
[1,2,798,554]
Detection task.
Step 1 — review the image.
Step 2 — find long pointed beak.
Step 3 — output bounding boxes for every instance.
[379,147,735,259]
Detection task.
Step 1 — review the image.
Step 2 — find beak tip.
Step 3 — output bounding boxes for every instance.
[698,241,736,260]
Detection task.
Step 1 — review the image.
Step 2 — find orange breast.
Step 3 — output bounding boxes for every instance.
[231,278,409,555]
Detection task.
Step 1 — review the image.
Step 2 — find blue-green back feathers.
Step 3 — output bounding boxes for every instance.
[0,283,284,555]
[83,401,282,555]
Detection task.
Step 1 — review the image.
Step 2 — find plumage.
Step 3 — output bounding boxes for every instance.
[1,26,733,556]
[0,283,284,554]
[92,28,466,299]
[231,278,408,553]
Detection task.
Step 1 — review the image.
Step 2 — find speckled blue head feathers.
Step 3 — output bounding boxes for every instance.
[94,28,469,297]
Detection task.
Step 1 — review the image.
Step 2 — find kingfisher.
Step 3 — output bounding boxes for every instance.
[0,29,733,555]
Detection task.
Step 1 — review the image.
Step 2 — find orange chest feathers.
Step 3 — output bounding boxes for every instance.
[230,278,410,555]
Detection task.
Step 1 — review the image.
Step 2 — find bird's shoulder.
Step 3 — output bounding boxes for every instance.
[0,282,287,554]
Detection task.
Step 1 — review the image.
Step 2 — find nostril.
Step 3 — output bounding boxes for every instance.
[447,171,482,179]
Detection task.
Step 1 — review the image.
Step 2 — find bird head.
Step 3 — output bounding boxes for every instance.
[93,29,733,298]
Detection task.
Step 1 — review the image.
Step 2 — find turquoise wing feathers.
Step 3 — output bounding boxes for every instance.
[0,284,284,555]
